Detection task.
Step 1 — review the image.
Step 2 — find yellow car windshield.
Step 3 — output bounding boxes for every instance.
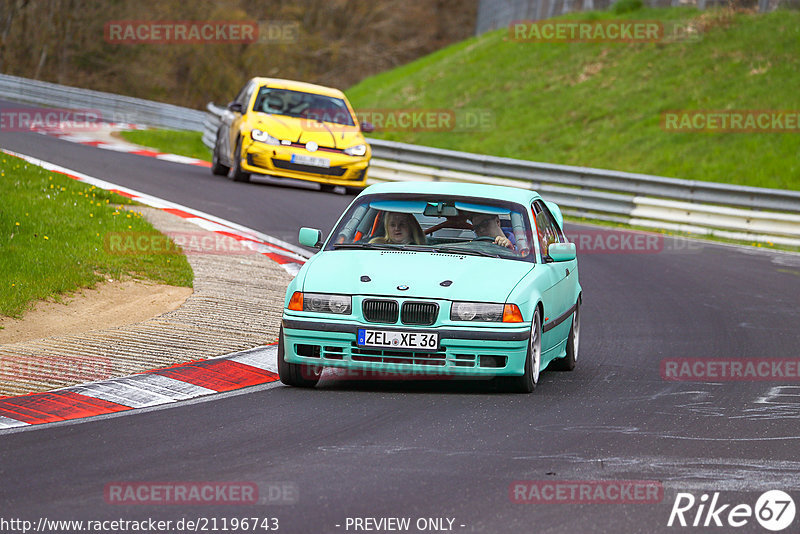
[253,87,355,126]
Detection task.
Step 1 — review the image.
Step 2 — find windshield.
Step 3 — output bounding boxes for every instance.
[324,193,535,262]
[252,87,356,126]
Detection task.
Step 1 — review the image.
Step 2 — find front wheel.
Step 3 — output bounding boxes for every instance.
[211,132,230,176]
[499,308,541,393]
[230,137,251,183]
[551,298,580,372]
[277,326,321,388]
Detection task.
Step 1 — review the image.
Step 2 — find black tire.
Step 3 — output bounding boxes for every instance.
[211,132,231,176]
[551,298,580,372]
[499,308,541,393]
[277,326,321,387]
[320,184,337,193]
[230,137,251,183]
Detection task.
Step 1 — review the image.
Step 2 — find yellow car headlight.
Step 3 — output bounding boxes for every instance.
[251,129,280,145]
[344,143,367,157]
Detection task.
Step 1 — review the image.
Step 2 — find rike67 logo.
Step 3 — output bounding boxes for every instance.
[668,490,796,531]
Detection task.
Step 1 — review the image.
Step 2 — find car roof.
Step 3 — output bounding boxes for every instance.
[359,181,541,205]
[249,77,347,99]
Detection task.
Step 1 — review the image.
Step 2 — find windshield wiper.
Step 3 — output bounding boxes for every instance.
[333,243,431,252]
[332,243,501,258]
[332,242,394,250]
[431,246,502,258]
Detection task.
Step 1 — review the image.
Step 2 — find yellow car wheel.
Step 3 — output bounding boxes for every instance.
[230,137,251,183]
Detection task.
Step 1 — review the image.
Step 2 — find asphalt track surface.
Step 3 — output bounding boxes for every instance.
[2,122,800,534]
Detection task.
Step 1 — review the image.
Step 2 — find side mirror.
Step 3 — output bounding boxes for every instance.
[227,101,244,113]
[548,242,576,262]
[299,227,323,248]
[360,121,375,133]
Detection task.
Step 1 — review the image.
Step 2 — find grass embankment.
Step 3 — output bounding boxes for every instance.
[346,7,800,191]
[0,154,193,319]
[119,129,211,162]
[124,7,800,192]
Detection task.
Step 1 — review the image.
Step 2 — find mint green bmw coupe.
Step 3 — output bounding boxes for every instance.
[279,182,581,393]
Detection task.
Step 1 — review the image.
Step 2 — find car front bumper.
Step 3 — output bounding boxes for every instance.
[282,316,531,377]
[241,139,369,187]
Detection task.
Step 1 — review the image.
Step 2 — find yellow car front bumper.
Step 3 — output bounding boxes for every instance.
[241,138,369,187]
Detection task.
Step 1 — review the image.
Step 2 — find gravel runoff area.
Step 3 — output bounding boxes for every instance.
[0,208,293,397]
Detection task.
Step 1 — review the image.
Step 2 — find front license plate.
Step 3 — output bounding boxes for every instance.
[291,154,330,168]
[357,329,438,350]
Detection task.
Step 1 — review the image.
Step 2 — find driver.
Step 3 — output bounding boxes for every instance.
[470,213,515,250]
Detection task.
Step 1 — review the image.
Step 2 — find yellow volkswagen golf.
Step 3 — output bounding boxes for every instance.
[211,77,372,194]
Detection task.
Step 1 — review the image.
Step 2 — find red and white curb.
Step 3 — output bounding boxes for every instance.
[0,346,279,430]
[2,148,311,275]
[32,124,212,168]
[0,150,308,430]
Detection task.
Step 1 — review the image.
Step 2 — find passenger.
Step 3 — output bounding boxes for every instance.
[370,212,426,245]
[470,213,515,250]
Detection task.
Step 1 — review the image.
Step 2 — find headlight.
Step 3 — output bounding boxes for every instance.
[344,143,367,157]
[450,302,504,322]
[251,129,279,145]
[450,302,524,323]
[303,293,352,314]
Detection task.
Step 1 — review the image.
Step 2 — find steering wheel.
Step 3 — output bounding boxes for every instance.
[473,236,497,242]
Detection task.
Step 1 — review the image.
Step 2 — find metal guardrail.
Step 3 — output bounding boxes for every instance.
[366,139,800,214]
[0,73,206,131]
[1,69,795,246]
[202,103,800,245]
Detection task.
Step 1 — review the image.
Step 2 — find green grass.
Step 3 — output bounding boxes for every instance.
[0,154,193,318]
[122,7,799,192]
[345,7,800,191]
[119,129,211,162]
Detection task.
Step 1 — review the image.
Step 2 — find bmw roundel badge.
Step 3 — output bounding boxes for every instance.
[397,285,409,291]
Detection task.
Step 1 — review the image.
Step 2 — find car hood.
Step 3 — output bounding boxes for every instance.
[250,113,363,150]
[301,250,534,302]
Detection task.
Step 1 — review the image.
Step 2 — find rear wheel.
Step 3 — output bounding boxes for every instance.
[230,137,251,183]
[499,308,541,393]
[551,298,580,372]
[320,184,337,193]
[211,132,230,176]
[277,326,321,388]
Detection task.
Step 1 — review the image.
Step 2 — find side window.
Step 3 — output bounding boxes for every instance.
[235,82,255,109]
[532,201,564,260]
